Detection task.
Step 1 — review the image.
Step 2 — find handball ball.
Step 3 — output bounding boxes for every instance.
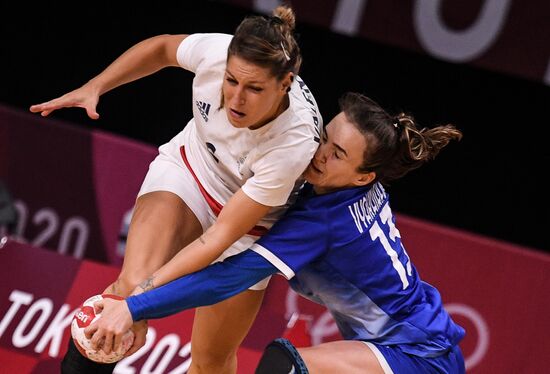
[71,294,135,363]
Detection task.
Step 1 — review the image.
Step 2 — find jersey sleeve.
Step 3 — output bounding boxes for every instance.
[251,206,328,279]
[126,250,277,321]
[176,33,233,73]
[241,130,318,207]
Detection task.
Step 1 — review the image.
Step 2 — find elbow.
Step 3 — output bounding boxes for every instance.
[202,224,238,252]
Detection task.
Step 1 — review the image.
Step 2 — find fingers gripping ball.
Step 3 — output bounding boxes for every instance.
[71,294,135,363]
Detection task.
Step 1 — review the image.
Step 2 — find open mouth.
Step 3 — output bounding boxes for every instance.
[229,108,245,119]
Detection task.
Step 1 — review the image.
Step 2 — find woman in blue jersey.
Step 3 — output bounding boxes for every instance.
[88,92,465,373]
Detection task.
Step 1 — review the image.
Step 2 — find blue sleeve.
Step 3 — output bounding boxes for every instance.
[126,250,277,321]
[253,207,328,277]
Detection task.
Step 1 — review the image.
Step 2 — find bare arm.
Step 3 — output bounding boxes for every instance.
[89,189,271,355]
[29,34,187,118]
[134,189,272,293]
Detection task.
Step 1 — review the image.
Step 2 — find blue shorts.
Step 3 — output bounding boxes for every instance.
[364,342,465,374]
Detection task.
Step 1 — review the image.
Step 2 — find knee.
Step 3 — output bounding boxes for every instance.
[133,191,188,225]
[103,275,144,297]
[130,192,202,249]
[255,338,309,374]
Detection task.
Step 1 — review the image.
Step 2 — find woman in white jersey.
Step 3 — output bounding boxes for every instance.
[30,6,322,374]
[87,92,465,373]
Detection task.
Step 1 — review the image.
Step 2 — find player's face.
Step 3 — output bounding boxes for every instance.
[304,112,374,194]
[223,55,291,129]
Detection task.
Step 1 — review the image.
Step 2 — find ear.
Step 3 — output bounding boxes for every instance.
[281,73,294,93]
[355,171,376,187]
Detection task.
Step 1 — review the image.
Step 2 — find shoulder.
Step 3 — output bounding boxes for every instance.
[177,33,233,70]
[326,184,389,235]
[287,76,323,137]
[291,76,318,110]
[268,190,331,235]
[180,33,232,48]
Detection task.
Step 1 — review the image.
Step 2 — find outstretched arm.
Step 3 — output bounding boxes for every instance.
[85,250,277,353]
[140,189,272,290]
[29,34,186,118]
[129,249,277,320]
[93,190,270,355]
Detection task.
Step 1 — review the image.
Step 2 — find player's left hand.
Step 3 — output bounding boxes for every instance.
[124,320,148,357]
[84,298,133,354]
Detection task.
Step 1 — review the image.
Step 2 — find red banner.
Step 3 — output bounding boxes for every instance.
[220,0,550,85]
[0,240,285,373]
[0,105,157,265]
[2,221,550,373]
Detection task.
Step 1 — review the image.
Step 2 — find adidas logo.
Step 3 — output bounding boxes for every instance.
[196,100,211,122]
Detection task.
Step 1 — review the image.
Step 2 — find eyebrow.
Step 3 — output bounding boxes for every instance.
[225,70,266,85]
[333,142,348,157]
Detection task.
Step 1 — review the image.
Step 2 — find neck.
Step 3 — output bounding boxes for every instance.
[250,94,289,130]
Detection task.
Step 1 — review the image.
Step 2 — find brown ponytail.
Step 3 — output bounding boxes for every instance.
[340,92,462,185]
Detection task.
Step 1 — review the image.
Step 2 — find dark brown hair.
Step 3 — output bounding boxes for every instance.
[228,5,301,80]
[339,92,463,185]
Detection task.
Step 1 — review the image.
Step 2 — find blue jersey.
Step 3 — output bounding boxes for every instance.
[252,183,464,357]
[127,182,464,360]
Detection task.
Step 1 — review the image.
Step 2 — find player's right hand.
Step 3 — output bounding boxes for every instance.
[29,85,100,119]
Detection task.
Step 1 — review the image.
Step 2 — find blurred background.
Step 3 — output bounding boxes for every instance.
[2,0,548,253]
[2,1,550,372]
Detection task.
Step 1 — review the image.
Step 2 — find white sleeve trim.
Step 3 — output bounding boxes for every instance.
[250,243,295,279]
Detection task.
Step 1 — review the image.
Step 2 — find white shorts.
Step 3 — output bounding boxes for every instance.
[139,141,270,290]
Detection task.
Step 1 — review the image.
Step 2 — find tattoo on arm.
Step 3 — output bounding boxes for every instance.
[108,279,119,295]
[138,276,156,292]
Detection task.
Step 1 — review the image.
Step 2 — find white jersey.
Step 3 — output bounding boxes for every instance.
[163,33,322,228]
